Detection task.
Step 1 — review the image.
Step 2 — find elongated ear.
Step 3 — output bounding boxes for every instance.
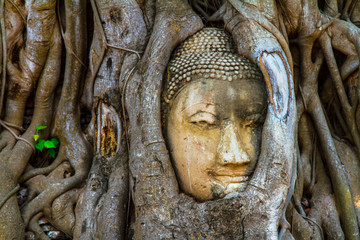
[223,2,296,238]
[223,1,293,120]
[258,50,291,120]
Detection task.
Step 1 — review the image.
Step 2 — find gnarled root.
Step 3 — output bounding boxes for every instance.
[23,161,79,238]
[0,1,61,238]
[19,0,91,236]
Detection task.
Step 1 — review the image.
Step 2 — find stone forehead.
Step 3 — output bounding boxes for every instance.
[164,28,263,102]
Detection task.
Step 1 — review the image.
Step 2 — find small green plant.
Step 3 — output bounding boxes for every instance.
[34,126,59,158]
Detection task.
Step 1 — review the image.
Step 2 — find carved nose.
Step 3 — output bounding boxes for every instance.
[217,120,250,165]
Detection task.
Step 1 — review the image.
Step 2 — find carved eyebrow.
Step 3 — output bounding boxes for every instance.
[181,103,215,115]
[229,103,266,120]
[244,112,265,121]
[246,102,267,111]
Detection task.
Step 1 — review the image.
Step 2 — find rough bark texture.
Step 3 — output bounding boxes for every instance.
[0,0,359,239]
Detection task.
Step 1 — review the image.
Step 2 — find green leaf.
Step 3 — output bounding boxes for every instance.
[50,138,59,146]
[35,139,45,151]
[44,140,56,149]
[34,134,39,141]
[48,149,55,158]
[36,126,47,131]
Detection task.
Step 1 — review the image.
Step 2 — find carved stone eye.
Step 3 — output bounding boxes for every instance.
[191,120,216,128]
[188,112,218,128]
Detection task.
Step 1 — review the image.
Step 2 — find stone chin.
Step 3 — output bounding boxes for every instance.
[211,181,249,199]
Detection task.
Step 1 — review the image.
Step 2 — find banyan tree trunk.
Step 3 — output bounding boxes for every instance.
[0,0,359,239]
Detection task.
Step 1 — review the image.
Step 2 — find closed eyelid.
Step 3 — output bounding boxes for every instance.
[188,111,218,124]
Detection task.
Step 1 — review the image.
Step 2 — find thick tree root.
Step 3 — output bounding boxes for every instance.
[28,212,51,240]
[0,0,359,239]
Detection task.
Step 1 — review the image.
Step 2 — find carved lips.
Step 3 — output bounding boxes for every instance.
[210,173,249,183]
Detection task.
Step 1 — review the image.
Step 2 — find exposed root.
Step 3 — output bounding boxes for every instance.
[0,119,35,152]
[20,0,92,236]
[28,212,50,240]
[125,0,203,238]
[22,161,72,207]
[292,2,360,237]
[0,1,61,238]
[50,188,78,236]
[20,156,66,183]
[319,33,360,151]
[21,152,88,226]
[0,183,19,209]
[0,0,359,239]
[0,0,6,116]
[307,151,345,240]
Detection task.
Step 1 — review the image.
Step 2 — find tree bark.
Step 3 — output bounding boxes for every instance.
[0,0,359,239]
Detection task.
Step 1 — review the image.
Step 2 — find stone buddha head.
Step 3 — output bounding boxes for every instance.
[162,28,267,201]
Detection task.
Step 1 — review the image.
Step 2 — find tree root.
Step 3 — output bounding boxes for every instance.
[18,0,91,236]
[0,183,19,209]
[75,1,146,238]
[21,156,88,225]
[0,1,61,238]
[50,188,79,236]
[292,2,360,238]
[0,1,359,239]
[307,151,345,240]
[0,0,6,116]
[319,33,360,151]
[28,212,51,240]
[19,155,66,183]
[125,0,203,238]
